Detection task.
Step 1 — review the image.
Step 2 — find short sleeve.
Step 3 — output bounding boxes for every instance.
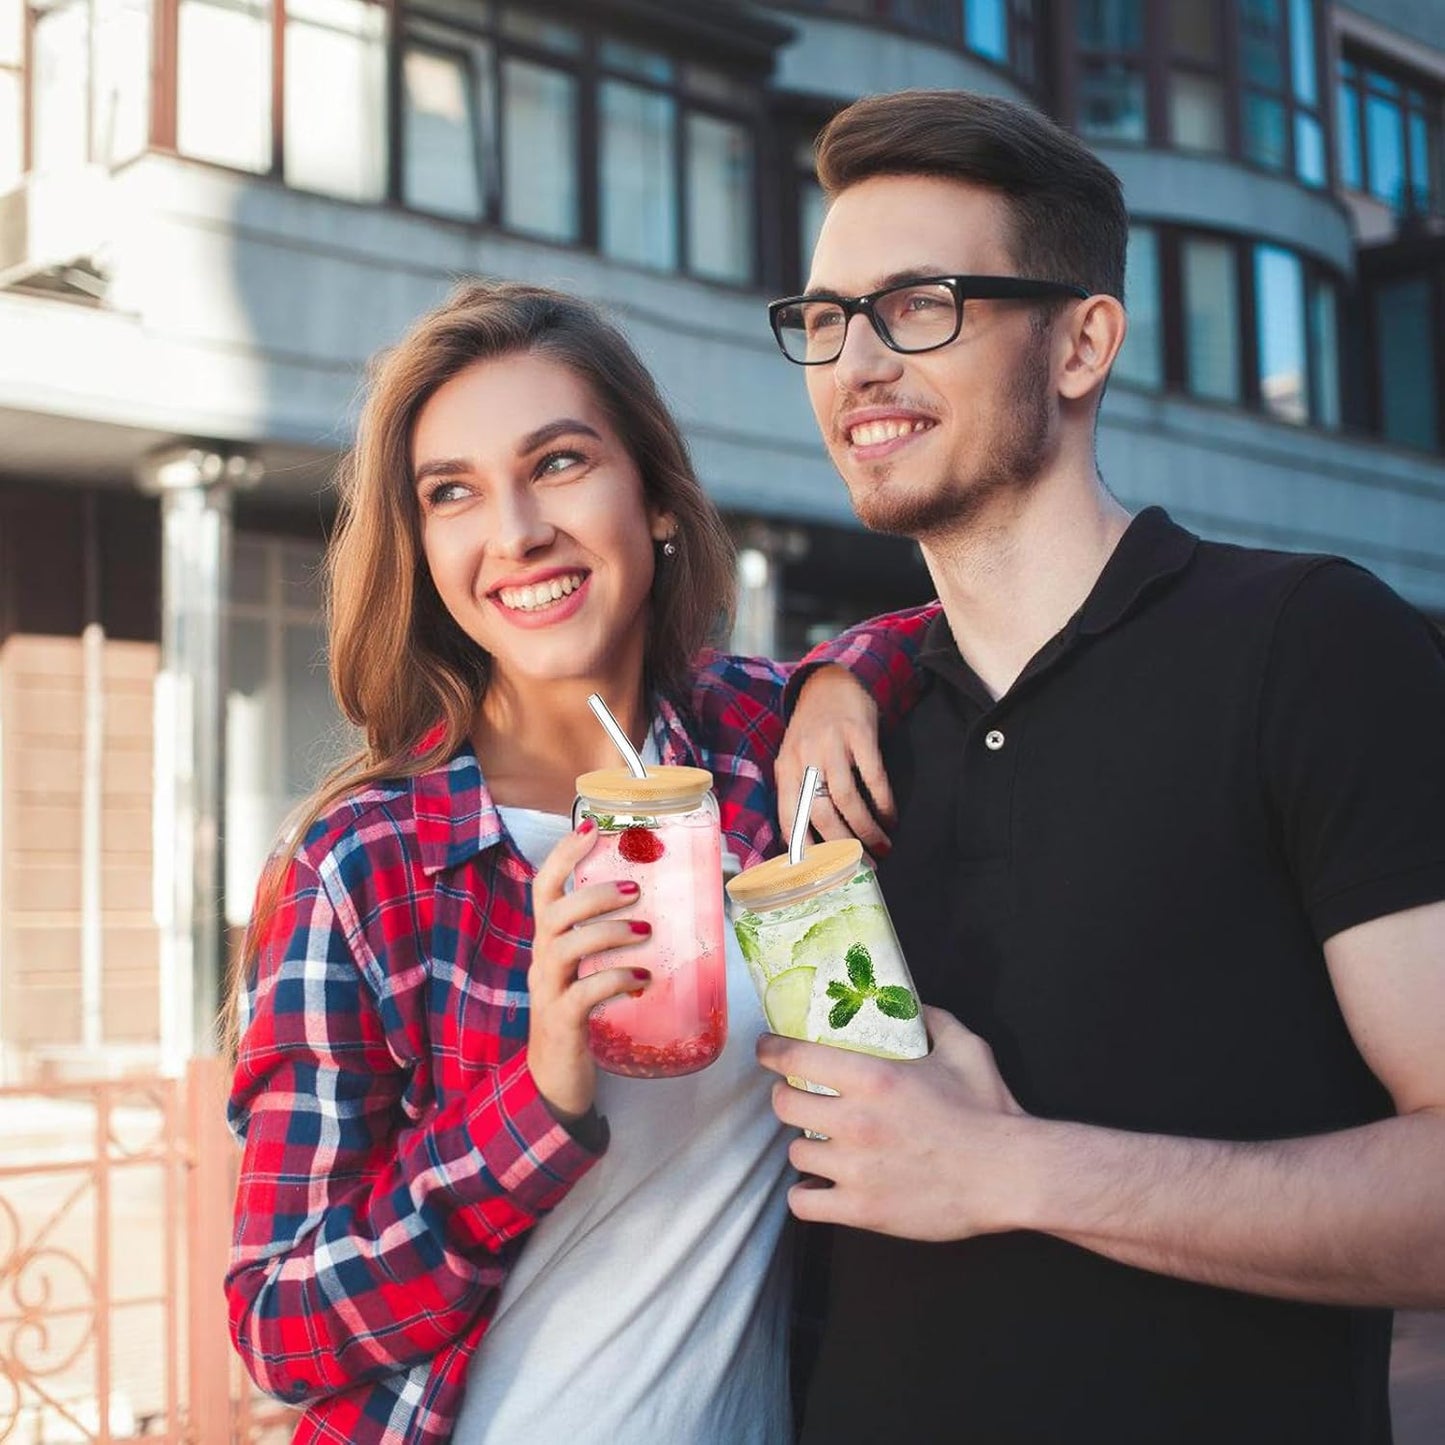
[1259,560,1445,943]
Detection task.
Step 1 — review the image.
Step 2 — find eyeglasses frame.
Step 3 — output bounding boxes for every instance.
[767,274,1091,365]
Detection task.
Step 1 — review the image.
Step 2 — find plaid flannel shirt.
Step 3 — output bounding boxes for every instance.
[227,616,934,1445]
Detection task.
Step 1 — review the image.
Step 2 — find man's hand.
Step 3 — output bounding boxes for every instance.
[778,665,896,854]
[757,1006,1030,1240]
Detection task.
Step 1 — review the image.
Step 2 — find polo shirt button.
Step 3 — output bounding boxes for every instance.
[984,729,1006,751]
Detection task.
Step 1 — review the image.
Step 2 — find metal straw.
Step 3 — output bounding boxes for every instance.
[586,692,648,779]
[789,765,822,866]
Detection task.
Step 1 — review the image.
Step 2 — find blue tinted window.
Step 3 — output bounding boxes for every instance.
[1240,0,1284,90]
[1288,0,1316,103]
[1376,278,1439,450]
[1077,0,1142,50]
[1255,245,1307,425]
[1244,92,1287,169]
[966,0,1008,60]
[1366,90,1405,206]
[1295,112,1324,185]
[1337,80,1362,188]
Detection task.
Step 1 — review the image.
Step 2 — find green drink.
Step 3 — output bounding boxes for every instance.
[727,839,927,1065]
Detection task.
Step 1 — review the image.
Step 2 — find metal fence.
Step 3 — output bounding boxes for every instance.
[0,1059,294,1444]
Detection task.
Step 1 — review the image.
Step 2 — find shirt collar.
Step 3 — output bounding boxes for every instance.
[410,693,705,876]
[919,506,1198,695]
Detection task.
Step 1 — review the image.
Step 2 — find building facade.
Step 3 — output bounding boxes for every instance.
[0,0,1441,1077]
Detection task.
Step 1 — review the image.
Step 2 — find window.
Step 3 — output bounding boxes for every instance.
[24,0,148,174]
[1,0,20,188]
[600,71,679,270]
[283,0,387,202]
[403,44,485,220]
[1307,272,1340,430]
[687,112,753,284]
[1238,0,1325,184]
[398,7,760,284]
[29,0,89,171]
[177,0,272,172]
[821,1,1037,82]
[1182,236,1241,404]
[1375,278,1439,451]
[225,536,352,927]
[966,0,1007,62]
[1077,0,1146,142]
[176,0,386,199]
[502,57,580,241]
[1338,52,1442,216]
[1114,224,1162,389]
[1134,227,1340,429]
[1067,0,1327,181]
[1254,243,1306,423]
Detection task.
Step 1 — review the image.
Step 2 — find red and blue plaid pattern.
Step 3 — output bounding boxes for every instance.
[228,617,934,1445]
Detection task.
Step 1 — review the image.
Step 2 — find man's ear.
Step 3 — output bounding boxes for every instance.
[1057,295,1128,403]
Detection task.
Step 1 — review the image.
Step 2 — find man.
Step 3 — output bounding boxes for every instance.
[765,89,1445,1444]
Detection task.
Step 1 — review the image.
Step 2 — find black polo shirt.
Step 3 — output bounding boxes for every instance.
[800,508,1445,1445]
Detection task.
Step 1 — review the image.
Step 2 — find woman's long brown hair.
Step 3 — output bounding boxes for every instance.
[224,282,738,1053]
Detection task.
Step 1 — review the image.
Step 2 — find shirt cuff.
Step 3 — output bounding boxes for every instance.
[467,1051,607,1217]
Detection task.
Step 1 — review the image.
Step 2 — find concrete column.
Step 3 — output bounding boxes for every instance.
[137,445,260,1068]
[730,520,808,660]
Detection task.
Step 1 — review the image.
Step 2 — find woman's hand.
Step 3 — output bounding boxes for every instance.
[778,665,896,855]
[527,818,651,1122]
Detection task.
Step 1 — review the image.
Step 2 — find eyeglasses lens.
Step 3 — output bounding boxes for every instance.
[775,283,960,363]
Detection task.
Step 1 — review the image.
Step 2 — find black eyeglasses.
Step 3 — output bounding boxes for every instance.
[768,274,1089,366]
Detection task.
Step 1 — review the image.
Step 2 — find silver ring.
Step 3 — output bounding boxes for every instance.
[813,779,830,797]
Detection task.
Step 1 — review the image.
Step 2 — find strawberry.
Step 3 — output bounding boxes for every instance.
[617,827,665,864]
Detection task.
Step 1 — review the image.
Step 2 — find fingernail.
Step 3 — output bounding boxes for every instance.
[578,817,596,836]
[630,921,652,936]
[617,880,640,896]
[631,968,651,981]
[627,987,646,999]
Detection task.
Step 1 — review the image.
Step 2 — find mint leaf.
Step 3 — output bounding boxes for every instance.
[845,943,875,992]
[733,913,762,966]
[825,979,856,1001]
[874,985,919,1020]
[584,812,617,831]
[828,995,863,1029]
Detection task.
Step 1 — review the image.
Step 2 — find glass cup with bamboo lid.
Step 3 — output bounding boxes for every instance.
[572,764,727,1078]
[728,836,927,1087]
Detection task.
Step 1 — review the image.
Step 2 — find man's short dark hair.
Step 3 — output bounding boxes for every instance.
[815,90,1128,301]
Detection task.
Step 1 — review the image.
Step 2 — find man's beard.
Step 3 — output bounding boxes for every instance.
[847,329,1054,541]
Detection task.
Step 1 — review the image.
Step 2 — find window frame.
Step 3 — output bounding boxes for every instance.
[1115,221,1345,434]
[397,4,766,287]
[1337,44,1443,217]
[1059,0,1331,187]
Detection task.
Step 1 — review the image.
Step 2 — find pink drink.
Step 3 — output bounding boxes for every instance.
[572,766,727,1078]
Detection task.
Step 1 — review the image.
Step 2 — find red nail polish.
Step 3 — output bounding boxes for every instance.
[630,921,652,936]
[578,817,596,836]
[631,968,651,980]
[617,880,640,896]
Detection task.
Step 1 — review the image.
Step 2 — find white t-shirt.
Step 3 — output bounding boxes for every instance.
[454,758,794,1445]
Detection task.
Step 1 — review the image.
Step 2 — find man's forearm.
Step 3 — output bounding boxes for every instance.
[1013,1108,1445,1307]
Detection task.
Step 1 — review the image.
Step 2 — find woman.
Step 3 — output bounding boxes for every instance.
[226,282,928,1445]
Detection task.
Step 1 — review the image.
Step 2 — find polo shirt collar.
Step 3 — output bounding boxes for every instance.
[919,506,1198,693]
[410,693,704,876]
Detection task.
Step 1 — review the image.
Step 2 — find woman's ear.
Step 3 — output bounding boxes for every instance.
[651,511,677,543]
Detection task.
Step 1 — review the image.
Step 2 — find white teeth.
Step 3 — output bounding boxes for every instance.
[848,419,932,447]
[497,573,586,612]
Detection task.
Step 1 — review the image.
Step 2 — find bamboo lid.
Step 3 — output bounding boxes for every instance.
[726,838,865,910]
[574,764,714,810]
